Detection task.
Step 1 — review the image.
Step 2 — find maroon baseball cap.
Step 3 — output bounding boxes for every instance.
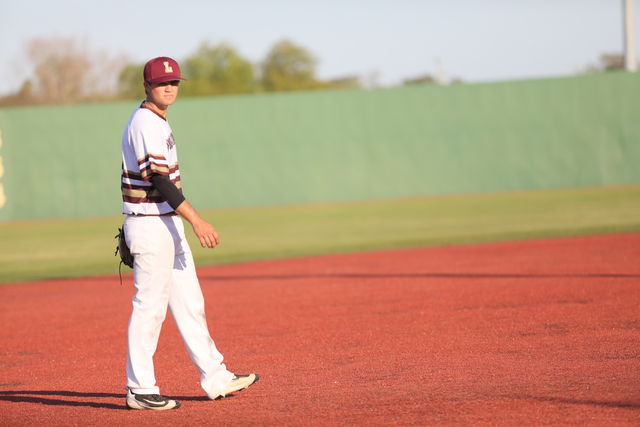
[143,56,187,84]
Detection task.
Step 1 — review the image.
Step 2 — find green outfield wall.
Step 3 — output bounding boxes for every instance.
[0,72,638,221]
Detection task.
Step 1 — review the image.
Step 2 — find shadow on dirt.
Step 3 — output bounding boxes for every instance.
[0,390,126,410]
[0,389,216,408]
[198,272,640,281]
[524,395,640,410]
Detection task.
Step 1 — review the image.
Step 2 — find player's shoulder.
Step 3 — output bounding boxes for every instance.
[128,107,164,131]
[131,106,157,123]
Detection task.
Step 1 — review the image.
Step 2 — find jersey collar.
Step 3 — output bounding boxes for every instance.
[140,101,167,121]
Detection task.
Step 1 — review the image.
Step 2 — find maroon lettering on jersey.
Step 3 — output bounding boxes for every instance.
[166,133,176,150]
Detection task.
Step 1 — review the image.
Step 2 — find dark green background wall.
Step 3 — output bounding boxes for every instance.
[0,72,638,221]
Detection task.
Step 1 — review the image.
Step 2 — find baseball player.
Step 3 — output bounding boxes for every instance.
[120,56,259,410]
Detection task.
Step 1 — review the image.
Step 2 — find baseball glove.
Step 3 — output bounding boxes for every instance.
[115,227,134,269]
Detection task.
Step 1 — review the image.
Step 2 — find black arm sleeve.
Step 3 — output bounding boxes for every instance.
[150,174,186,210]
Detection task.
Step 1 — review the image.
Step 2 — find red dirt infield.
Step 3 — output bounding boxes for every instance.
[0,233,639,425]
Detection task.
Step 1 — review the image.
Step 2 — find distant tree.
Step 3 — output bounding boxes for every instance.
[261,40,322,92]
[181,42,255,97]
[117,63,145,100]
[598,53,625,71]
[402,73,463,87]
[583,53,628,73]
[326,75,362,90]
[0,36,126,106]
[403,74,437,86]
[26,37,91,104]
[0,81,35,106]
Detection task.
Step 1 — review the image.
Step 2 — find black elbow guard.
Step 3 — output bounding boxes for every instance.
[150,174,186,210]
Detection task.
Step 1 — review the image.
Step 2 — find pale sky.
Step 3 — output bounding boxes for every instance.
[0,0,638,95]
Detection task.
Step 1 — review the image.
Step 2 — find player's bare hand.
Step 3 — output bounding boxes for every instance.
[175,201,220,248]
[191,218,220,248]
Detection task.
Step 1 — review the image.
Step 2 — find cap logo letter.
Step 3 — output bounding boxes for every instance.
[163,61,173,73]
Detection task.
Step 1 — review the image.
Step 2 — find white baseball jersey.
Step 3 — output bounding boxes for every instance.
[121,105,182,215]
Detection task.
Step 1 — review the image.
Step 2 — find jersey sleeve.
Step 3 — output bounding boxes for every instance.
[128,118,171,182]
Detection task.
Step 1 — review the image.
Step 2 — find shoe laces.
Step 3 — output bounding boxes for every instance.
[142,394,165,402]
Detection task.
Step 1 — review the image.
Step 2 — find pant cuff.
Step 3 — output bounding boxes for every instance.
[128,386,161,395]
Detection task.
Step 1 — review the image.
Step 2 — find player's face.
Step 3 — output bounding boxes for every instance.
[146,80,180,108]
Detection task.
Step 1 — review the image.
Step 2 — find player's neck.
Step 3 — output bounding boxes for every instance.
[143,100,168,118]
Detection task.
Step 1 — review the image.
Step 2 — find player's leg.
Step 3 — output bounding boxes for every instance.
[124,215,175,395]
[165,216,236,399]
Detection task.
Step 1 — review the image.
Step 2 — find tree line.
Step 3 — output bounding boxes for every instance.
[2,35,624,108]
[0,37,365,107]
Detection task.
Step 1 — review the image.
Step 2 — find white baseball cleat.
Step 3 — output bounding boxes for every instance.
[215,373,260,399]
[126,390,181,410]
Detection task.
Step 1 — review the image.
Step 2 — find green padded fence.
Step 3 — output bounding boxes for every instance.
[0,72,639,221]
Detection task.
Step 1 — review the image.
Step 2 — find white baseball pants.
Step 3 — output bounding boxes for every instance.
[123,214,233,398]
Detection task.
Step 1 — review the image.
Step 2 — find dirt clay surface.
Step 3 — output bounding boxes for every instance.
[1,233,639,425]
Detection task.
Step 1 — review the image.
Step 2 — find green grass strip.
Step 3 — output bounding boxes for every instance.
[1,185,639,283]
